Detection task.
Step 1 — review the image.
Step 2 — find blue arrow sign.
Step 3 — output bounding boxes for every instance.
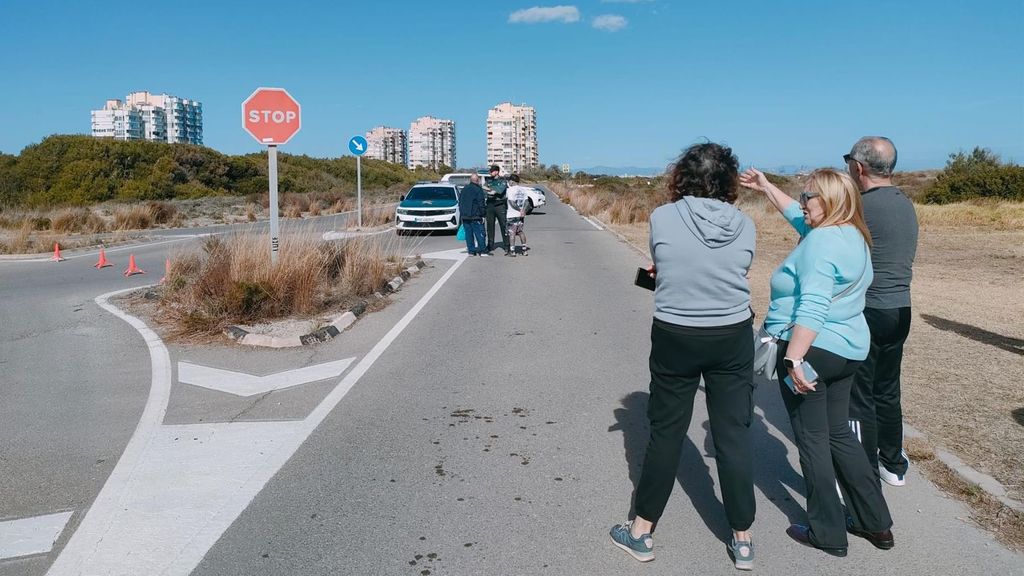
[348,135,368,156]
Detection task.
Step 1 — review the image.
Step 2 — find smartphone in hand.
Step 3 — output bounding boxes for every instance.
[634,267,655,291]
[784,362,819,394]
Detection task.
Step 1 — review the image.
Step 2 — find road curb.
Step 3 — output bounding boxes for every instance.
[905,424,1024,512]
[224,260,426,348]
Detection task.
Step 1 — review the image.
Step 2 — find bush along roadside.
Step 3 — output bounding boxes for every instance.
[158,231,410,338]
[224,260,427,348]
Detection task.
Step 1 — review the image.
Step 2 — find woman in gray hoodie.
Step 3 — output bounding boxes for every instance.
[610,143,757,571]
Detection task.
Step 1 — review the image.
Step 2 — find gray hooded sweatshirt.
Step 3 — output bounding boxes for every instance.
[649,196,755,327]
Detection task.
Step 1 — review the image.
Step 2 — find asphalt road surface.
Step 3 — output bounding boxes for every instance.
[1,192,1019,575]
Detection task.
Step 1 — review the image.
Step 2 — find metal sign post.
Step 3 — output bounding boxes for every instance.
[241,87,301,265]
[348,136,368,228]
[268,145,280,263]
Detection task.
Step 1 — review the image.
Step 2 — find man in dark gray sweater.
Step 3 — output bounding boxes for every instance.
[845,136,919,487]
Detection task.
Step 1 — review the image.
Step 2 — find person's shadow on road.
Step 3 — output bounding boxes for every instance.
[610,378,808,541]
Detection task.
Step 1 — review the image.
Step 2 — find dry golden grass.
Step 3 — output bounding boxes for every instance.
[51,207,108,234]
[914,201,1024,229]
[113,204,155,230]
[158,228,406,335]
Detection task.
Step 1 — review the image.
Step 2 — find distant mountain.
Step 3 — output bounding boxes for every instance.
[576,165,664,177]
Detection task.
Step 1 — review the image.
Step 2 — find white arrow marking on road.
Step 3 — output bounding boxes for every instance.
[177,358,355,396]
[0,511,74,560]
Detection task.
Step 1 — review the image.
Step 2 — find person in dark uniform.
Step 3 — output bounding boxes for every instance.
[484,164,511,255]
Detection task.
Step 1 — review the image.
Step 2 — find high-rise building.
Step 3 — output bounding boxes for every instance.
[408,116,456,170]
[365,126,408,165]
[90,100,143,141]
[486,102,538,174]
[91,91,203,145]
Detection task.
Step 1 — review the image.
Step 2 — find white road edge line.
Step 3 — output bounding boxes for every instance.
[581,216,604,230]
[45,283,171,571]
[0,511,74,561]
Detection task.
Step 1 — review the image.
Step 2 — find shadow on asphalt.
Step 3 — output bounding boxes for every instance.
[608,375,808,541]
[921,314,1024,356]
[1013,407,1024,427]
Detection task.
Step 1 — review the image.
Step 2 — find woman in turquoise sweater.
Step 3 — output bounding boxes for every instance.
[740,167,894,557]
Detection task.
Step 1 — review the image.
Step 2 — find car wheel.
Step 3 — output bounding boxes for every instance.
[526,199,534,215]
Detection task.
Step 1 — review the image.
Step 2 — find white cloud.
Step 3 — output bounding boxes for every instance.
[600,0,652,3]
[508,6,581,24]
[592,14,628,31]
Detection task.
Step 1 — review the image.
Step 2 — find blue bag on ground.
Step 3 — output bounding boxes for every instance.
[456,223,465,240]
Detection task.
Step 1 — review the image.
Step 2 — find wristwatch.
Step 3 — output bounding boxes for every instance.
[783,357,804,370]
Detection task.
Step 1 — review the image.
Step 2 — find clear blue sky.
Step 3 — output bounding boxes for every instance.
[1,0,1021,171]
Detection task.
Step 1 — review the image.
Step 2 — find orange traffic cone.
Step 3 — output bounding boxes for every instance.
[123,254,145,277]
[159,258,170,284]
[94,248,112,269]
[50,243,65,262]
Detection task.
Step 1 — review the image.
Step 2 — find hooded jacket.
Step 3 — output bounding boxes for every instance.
[649,196,755,327]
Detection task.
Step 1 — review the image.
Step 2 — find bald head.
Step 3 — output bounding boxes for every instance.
[849,136,897,177]
[470,174,481,184]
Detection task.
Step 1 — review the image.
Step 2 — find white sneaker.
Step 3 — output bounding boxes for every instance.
[879,464,906,486]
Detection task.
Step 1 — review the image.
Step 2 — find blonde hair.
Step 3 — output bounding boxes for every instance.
[804,168,872,247]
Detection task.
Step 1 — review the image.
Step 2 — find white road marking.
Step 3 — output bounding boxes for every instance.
[48,257,467,575]
[582,216,604,230]
[322,227,396,240]
[177,358,355,396]
[0,512,74,560]
[421,248,468,261]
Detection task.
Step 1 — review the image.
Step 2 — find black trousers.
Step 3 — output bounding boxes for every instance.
[776,342,893,548]
[850,307,912,476]
[634,317,755,532]
[485,202,509,252]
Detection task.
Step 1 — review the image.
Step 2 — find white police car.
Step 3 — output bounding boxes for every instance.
[439,173,546,214]
[395,182,461,234]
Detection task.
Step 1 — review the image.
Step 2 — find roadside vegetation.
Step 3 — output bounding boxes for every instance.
[0,135,424,253]
[158,232,408,337]
[550,148,1024,548]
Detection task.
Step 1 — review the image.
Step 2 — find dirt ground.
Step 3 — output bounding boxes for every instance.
[602,211,1024,505]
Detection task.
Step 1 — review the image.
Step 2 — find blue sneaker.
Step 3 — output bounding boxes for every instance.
[728,537,754,571]
[609,521,654,562]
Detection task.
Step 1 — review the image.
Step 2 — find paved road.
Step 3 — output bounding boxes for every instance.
[1,192,1019,574]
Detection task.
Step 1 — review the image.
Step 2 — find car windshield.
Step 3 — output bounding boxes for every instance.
[405,187,457,201]
[445,175,471,186]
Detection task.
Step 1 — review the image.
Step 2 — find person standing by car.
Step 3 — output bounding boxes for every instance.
[458,174,488,256]
[505,174,530,256]
[845,137,919,487]
[609,142,758,571]
[484,164,511,255]
[740,166,894,557]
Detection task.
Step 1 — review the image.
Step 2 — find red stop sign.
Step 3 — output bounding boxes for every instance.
[242,87,301,146]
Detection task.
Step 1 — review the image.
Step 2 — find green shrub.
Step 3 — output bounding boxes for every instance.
[923,148,1024,204]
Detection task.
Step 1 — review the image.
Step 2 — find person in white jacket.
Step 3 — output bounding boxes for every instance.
[505,174,530,256]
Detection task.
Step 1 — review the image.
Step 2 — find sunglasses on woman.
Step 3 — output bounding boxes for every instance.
[799,191,820,205]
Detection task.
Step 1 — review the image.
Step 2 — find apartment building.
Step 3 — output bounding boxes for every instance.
[90,100,144,141]
[91,91,203,145]
[486,102,538,174]
[365,126,408,165]
[407,116,456,170]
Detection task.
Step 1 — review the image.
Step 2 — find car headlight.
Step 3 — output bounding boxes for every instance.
[444,208,457,214]
[396,208,409,215]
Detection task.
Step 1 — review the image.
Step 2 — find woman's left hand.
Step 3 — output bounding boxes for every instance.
[788,365,817,394]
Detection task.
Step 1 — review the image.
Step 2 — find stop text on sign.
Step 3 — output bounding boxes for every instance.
[241,87,302,146]
[248,110,297,124]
